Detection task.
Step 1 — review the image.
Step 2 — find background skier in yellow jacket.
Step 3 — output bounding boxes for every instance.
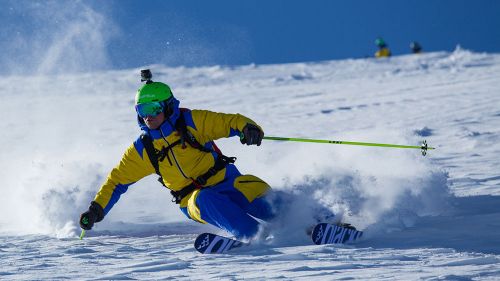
[375,37,392,58]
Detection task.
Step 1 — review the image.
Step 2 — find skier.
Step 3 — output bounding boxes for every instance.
[410,41,423,54]
[374,37,392,58]
[79,70,275,240]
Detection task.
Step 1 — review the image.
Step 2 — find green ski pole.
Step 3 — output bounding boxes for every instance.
[79,229,86,240]
[263,136,435,156]
[79,216,90,240]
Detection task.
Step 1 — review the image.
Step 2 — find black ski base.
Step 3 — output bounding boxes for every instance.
[311,223,363,245]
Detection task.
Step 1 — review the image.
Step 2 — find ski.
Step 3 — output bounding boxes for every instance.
[195,223,362,253]
[194,232,248,254]
[311,223,363,245]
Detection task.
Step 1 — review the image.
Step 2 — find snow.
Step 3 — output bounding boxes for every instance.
[1,48,500,280]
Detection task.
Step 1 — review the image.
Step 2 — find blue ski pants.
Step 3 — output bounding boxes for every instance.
[180,166,275,239]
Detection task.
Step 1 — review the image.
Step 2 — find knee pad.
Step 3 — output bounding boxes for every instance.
[233,175,271,203]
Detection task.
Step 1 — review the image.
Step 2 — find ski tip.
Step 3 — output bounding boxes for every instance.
[194,233,214,254]
[194,232,247,254]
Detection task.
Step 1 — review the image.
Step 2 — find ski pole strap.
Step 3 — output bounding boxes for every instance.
[170,155,236,204]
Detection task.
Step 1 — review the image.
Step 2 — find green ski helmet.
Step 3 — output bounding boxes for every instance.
[375,38,386,47]
[135,82,173,105]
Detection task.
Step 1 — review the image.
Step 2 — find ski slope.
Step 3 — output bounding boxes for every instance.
[1,48,500,280]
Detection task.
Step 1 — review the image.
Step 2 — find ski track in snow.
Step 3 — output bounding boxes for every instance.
[2,49,500,280]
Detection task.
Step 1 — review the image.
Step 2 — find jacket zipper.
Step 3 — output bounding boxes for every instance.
[160,131,189,179]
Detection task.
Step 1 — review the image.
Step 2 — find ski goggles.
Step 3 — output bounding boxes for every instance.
[135,101,165,118]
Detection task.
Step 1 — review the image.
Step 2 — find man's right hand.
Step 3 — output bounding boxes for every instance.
[79,201,104,230]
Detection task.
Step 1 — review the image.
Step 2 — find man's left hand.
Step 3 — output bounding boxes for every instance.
[240,123,264,146]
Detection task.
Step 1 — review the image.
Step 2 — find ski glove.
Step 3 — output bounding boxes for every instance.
[240,123,264,146]
[79,201,104,230]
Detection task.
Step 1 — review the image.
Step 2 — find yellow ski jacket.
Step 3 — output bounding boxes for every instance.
[93,102,260,219]
[375,47,392,58]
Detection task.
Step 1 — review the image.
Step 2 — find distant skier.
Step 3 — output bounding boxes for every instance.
[374,37,392,58]
[410,41,423,54]
[79,70,275,240]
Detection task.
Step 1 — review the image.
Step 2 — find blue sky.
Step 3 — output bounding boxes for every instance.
[1,0,499,73]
